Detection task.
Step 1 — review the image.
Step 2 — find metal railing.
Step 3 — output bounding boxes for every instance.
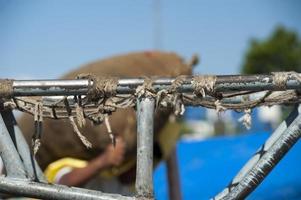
[0,73,300,200]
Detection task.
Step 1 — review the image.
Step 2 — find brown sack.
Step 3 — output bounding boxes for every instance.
[18,51,193,170]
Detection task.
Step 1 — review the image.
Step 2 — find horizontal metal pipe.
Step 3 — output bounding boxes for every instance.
[13,80,90,96]
[11,74,301,96]
[0,177,133,200]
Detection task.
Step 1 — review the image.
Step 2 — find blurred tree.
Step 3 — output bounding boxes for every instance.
[241,26,301,74]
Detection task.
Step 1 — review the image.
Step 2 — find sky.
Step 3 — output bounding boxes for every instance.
[0,0,300,79]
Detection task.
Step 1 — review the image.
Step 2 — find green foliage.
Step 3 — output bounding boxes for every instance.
[241,26,301,74]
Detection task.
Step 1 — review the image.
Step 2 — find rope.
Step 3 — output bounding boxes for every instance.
[104,114,116,147]
[135,78,156,98]
[192,75,216,97]
[74,97,86,128]
[64,97,92,148]
[32,101,43,155]
[238,109,252,130]
[272,71,301,90]
[289,71,301,83]
[0,79,13,98]
[169,75,187,93]
[215,100,226,114]
[77,74,118,101]
[155,76,186,115]
[272,72,289,90]
[69,116,92,148]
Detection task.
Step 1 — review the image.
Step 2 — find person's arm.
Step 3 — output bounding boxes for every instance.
[58,137,125,187]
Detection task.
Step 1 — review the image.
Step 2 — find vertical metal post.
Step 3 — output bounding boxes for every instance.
[0,112,27,178]
[136,97,155,199]
[167,147,182,200]
[1,110,46,182]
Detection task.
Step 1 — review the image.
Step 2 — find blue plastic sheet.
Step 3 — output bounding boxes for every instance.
[154,132,301,200]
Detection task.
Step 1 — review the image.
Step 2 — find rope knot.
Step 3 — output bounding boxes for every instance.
[135,78,156,98]
[0,79,13,99]
[272,72,290,90]
[77,74,118,102]
[192,75,216,97]
[156,76,186,115]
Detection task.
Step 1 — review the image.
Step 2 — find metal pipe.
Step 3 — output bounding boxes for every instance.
[11,74,301,96]
[221,107,301,200]
[1,110,46,182]
[166,147,182,200]
[213,105,300,200]
[13,80,90,96]
[0,112,27,178]
[135,97,155,198]
[0,177,133,200]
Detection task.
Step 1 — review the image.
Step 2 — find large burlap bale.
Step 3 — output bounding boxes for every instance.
[18,51,192,170]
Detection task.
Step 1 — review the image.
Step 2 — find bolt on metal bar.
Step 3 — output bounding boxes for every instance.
[0,113,27,178]
[220,107,301,200]
[11,74,301,96]
[0,176,133,200]
[136,97,155,199]
[213,104,300,200]
[1,110,46,182]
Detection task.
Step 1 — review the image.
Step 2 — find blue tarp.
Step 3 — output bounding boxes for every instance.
[153,132,301,200]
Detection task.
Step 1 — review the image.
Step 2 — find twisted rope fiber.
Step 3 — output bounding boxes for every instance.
[77,74,119,101]
[156,75,187,115]
[192,75,216,97]
[273,71,301,90]
[32,101,43,155]
[0,79,13,98]
[64,97,92,149]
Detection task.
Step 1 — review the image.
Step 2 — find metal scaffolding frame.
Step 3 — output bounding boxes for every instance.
[0,73,300,200]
